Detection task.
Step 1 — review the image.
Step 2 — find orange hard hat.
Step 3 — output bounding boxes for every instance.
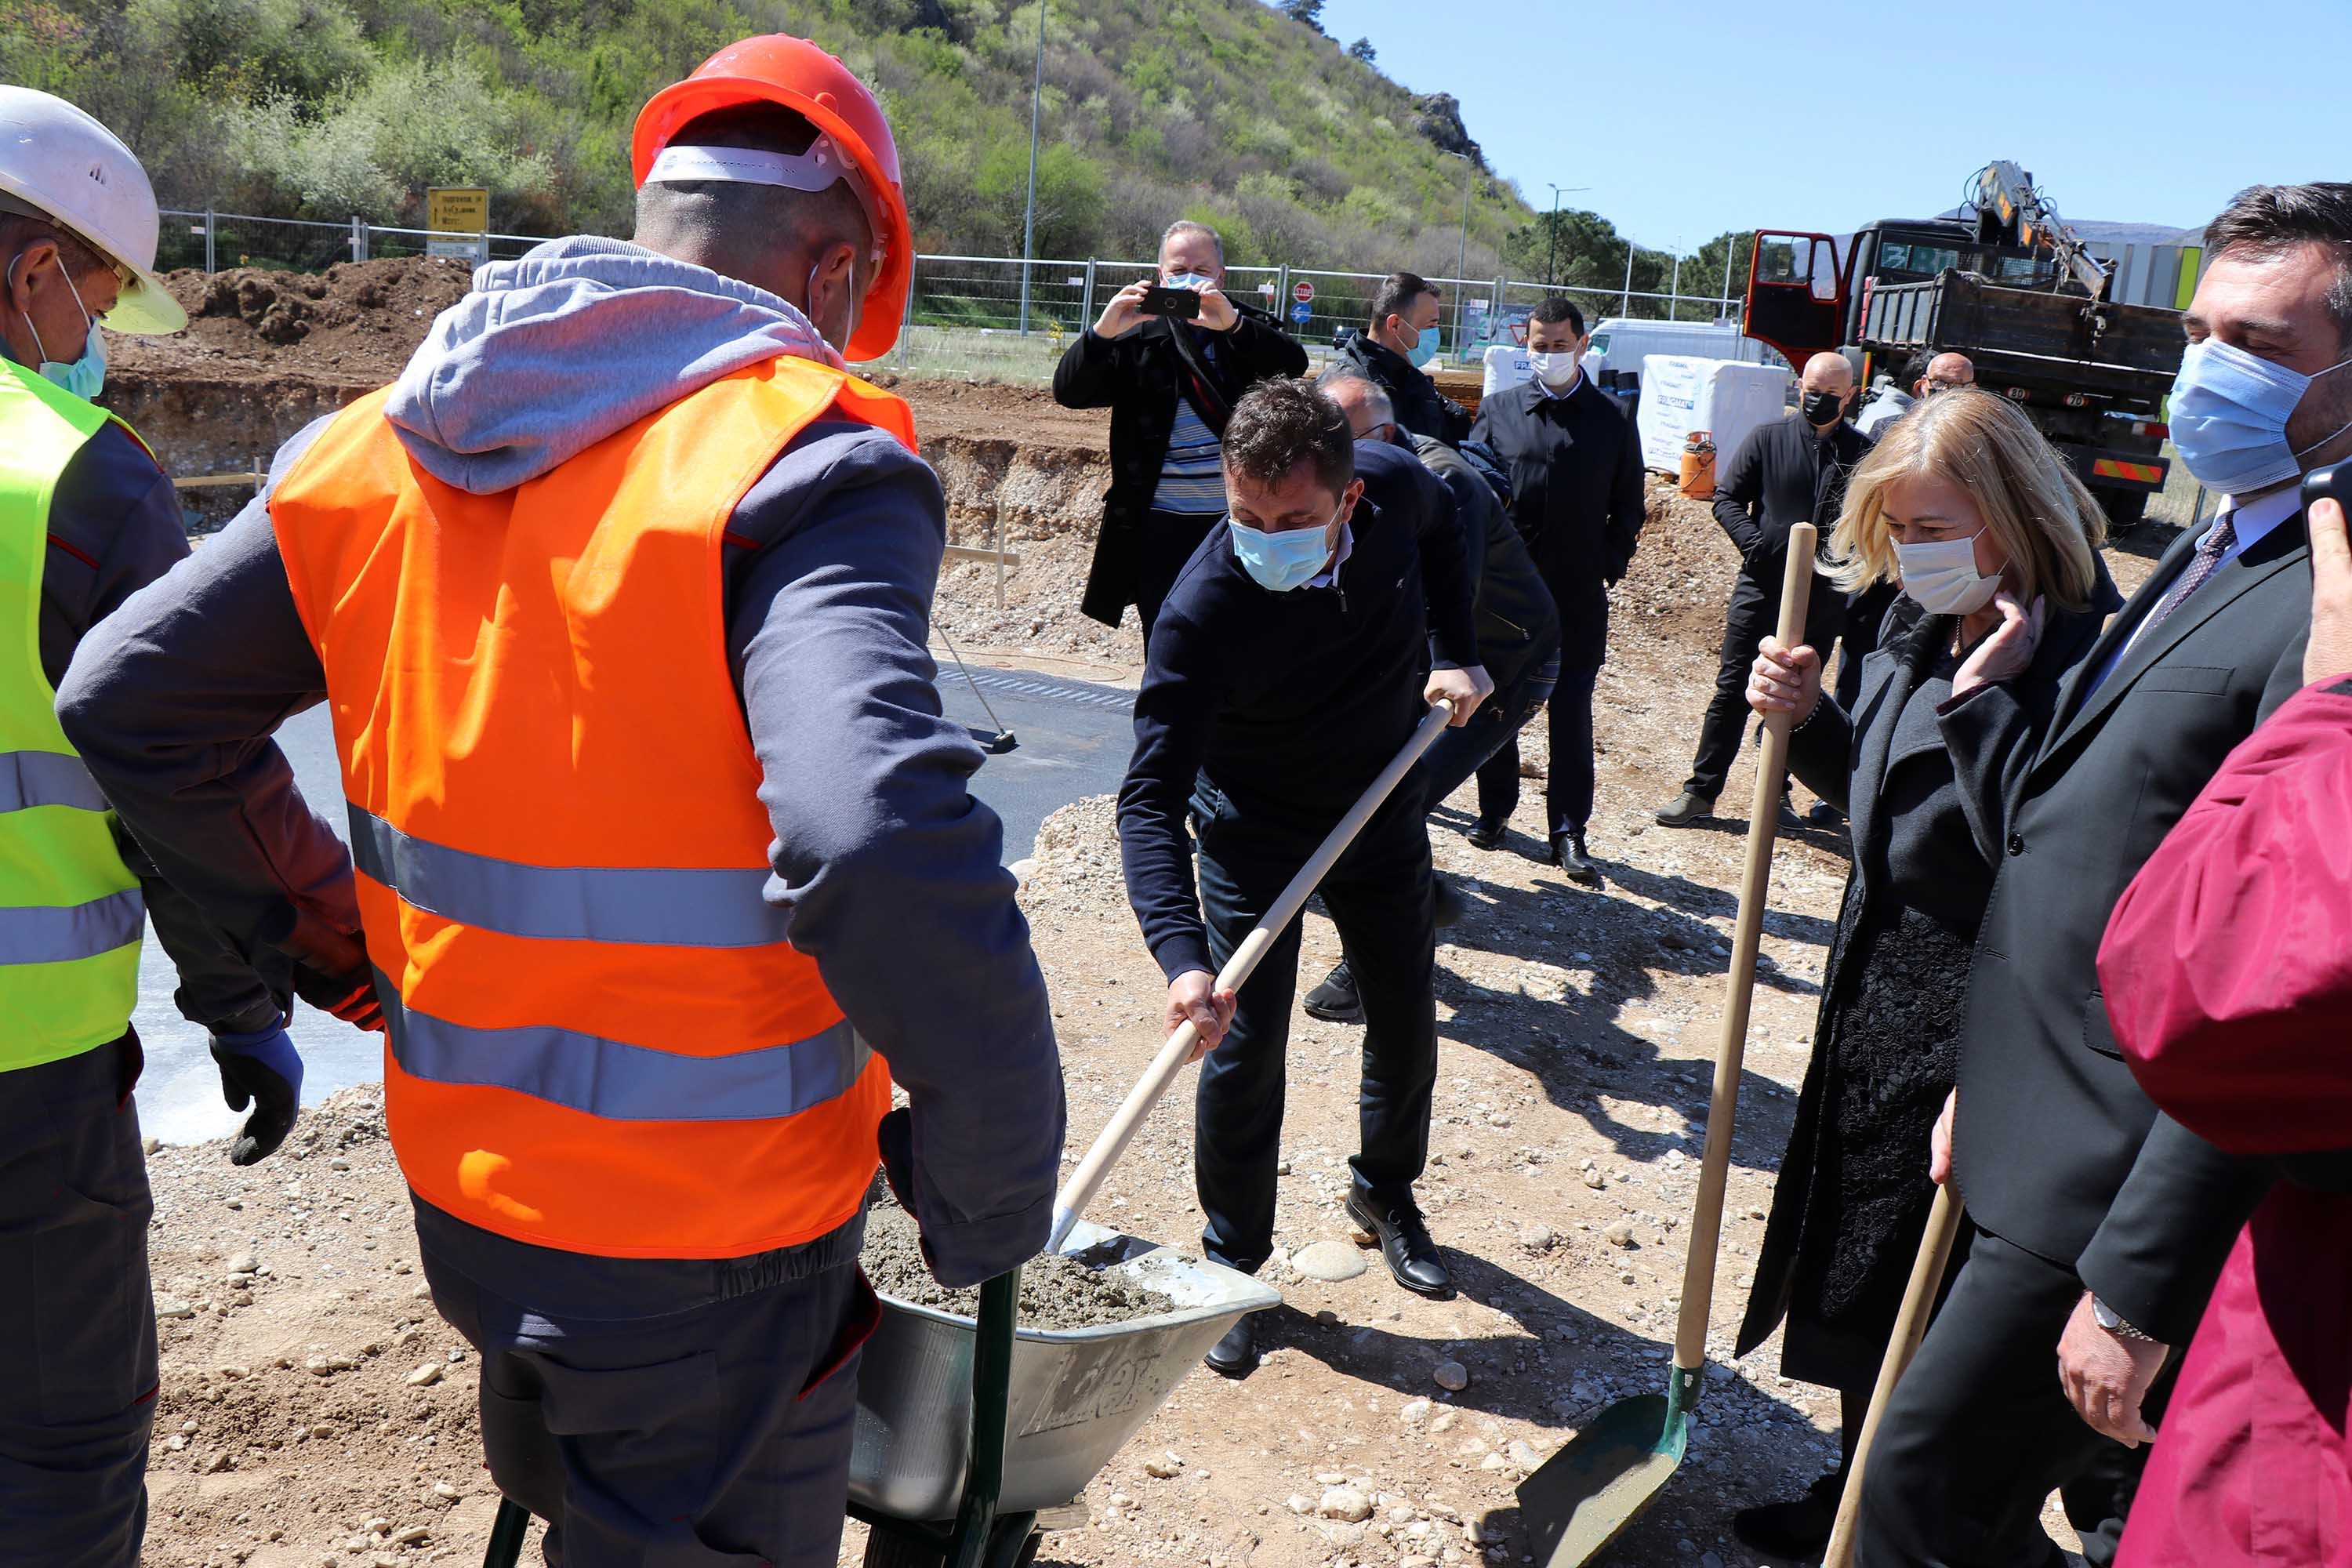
[633,35,913,362]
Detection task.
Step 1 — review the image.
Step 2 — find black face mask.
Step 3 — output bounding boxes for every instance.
[1802,390,1846,426]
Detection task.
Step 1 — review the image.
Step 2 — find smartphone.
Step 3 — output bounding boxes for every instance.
[2303,461,2347,514]
[1138,284,1203,321]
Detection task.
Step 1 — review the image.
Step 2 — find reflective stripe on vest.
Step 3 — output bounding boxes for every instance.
[269,354,918,1258]
[0,362,146,1072]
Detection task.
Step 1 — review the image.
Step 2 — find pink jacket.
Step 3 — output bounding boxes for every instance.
[2097,677,2352,1568]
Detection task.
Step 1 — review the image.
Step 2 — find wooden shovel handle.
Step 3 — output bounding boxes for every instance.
[1672,522,1817,1374]
[1822,1182,1965,1566]
[1045,698,1457,1254]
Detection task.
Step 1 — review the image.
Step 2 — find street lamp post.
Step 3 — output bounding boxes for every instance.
[1545,182,1565,289]
[1446,152,1473,358]
[1018,0,1047,336]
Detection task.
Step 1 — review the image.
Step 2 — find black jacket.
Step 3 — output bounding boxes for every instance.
[1950,516,2310,1344]
[1117,443,1474,982]
[39,410,285,1036]
[1711,415,1871,583]
[1408,434,1558,695]
[1336,330,1473,447]
[1054,303,1306,626]
[1468,376,1645,669]
[1736,579,2120,1381]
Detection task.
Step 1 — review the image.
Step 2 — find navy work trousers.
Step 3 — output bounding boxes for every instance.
[0,1036,155,1568]
[1189,779,1439,1273]
[417,1199,877,1568]
[1422,653,1559,823]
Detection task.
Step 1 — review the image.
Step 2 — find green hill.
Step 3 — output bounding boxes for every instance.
[7,0,1545,276]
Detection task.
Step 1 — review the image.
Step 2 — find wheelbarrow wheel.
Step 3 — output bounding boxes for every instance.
[858,1513,1039,1568]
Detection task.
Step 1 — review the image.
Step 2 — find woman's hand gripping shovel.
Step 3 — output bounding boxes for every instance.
[1515,524,1820,1566]
[1045,696,1457,1253]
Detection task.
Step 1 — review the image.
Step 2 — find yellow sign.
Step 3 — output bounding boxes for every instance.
[426,187,489,234]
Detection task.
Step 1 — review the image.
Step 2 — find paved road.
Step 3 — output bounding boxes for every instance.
[132,668,1135,1142]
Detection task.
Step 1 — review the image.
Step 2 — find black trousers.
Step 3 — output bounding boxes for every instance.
[1475,658,1595,834]
[1134,509,1224,645]
[1857,1226,2149,1568]
[1686,569,1849,800]
[1190,780,1438,1273]
[0,1036,154,1568]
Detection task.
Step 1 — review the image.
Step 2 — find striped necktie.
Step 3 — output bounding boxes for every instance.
[2140,514,2239,636]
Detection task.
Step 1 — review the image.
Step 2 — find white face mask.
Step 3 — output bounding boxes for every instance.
[1896,531,2003,616]
[1526,348,1580,388]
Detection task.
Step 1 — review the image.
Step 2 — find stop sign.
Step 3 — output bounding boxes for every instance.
[1293,279,1315,303]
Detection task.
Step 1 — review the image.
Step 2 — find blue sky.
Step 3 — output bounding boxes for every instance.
[1313,0,2352,249]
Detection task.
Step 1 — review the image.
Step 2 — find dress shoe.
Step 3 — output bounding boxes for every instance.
[1552,830,1602,887]
[1730,1468,1842,1559]
[1807,800,1846,827]
[1432,876,1471,928]
[1345,1192,1452,1296]
[1777,792,1806,832]
[1463,818,1507,851]
[1203,1313,1257,1377]
[1654,789,1714,827]
[1303,963,1364,1025]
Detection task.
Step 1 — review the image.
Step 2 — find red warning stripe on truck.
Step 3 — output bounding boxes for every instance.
[2092,459,2165,486]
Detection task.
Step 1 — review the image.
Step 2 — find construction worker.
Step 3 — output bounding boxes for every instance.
[0,86,311,1568]
[60,38,1064,1566]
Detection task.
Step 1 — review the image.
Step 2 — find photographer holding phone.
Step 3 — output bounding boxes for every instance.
[1057,220,1307,638]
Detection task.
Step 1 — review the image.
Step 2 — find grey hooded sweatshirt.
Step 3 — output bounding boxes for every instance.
[58,238,1064,1290]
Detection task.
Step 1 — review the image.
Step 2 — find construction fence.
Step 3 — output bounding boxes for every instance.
[156,209,1744,366]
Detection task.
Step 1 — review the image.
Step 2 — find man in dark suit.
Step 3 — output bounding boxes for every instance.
[1468,296,1643,880]
[1657,350,1864,828]
[1333,270,1475,447]
[1855,183,2352,1568]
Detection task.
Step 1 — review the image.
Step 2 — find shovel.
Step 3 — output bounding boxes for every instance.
[1045,695,1458,1253]
[1821,1182,1965,1566]
[1515,523,1820,1566]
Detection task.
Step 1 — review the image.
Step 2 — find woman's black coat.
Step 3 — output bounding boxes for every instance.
[1733,572,2122,1388]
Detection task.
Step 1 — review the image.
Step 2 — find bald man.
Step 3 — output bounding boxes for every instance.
[1658,351,1867,826]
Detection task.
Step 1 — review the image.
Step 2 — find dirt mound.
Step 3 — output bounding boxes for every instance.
[116,256,477,390]
[862,1193,1176,1327]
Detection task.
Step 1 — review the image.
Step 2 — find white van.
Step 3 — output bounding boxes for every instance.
[1584,318,1785,389]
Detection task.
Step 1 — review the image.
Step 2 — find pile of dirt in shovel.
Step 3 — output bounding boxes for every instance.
[862,1195,1177,1329]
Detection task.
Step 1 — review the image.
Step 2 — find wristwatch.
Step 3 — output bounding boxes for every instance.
[2091,1296,2157,1342]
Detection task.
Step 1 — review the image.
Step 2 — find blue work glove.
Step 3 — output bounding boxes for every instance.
[211,1016,303,1166]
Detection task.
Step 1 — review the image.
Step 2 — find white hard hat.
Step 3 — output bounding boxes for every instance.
[0,87,183,334]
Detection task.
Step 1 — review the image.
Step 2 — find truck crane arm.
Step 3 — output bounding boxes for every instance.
[1971,160,2113,300]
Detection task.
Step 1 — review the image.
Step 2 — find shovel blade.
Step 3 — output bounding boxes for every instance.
[1515,1393,1686,1568]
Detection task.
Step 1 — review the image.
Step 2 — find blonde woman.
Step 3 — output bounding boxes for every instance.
[1726,389,2124,1559]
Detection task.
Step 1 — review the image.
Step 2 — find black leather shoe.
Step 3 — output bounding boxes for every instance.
[1554,830,1602,887]
[1730,1468,1842,1559]
[1303,963,1363,1024]
[1655,789,1713,827]
[1807,800,1845,827]
[1203,1313,1257,1377]
[1463,818,1506,851]
[1345,1193,1452,1297]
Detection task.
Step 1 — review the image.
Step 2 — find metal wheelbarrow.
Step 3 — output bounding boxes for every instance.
[477,1220,1276,1568]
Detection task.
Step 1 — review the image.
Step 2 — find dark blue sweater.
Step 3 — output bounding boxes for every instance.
[1118,438,1475,981]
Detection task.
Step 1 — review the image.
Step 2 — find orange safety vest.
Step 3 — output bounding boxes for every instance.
[270,355,914,1258]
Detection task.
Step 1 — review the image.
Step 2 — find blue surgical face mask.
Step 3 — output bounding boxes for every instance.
[1164,270,1214,292]
[2169,336,2352,494]
[11,256,105,401]
[1229,505,1341,592]
[1401,321,1437,369]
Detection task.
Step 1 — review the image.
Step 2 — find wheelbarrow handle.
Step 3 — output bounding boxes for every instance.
[1671,524,1817,1382]
[1044,697,1457,1253]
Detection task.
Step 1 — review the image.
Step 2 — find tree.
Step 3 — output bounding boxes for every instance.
[1279,0,1325,34]
[1346,36,1374,64]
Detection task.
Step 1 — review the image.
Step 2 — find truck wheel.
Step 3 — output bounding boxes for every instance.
[2099,488,2149,533]
[859,1515,1040,1568]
